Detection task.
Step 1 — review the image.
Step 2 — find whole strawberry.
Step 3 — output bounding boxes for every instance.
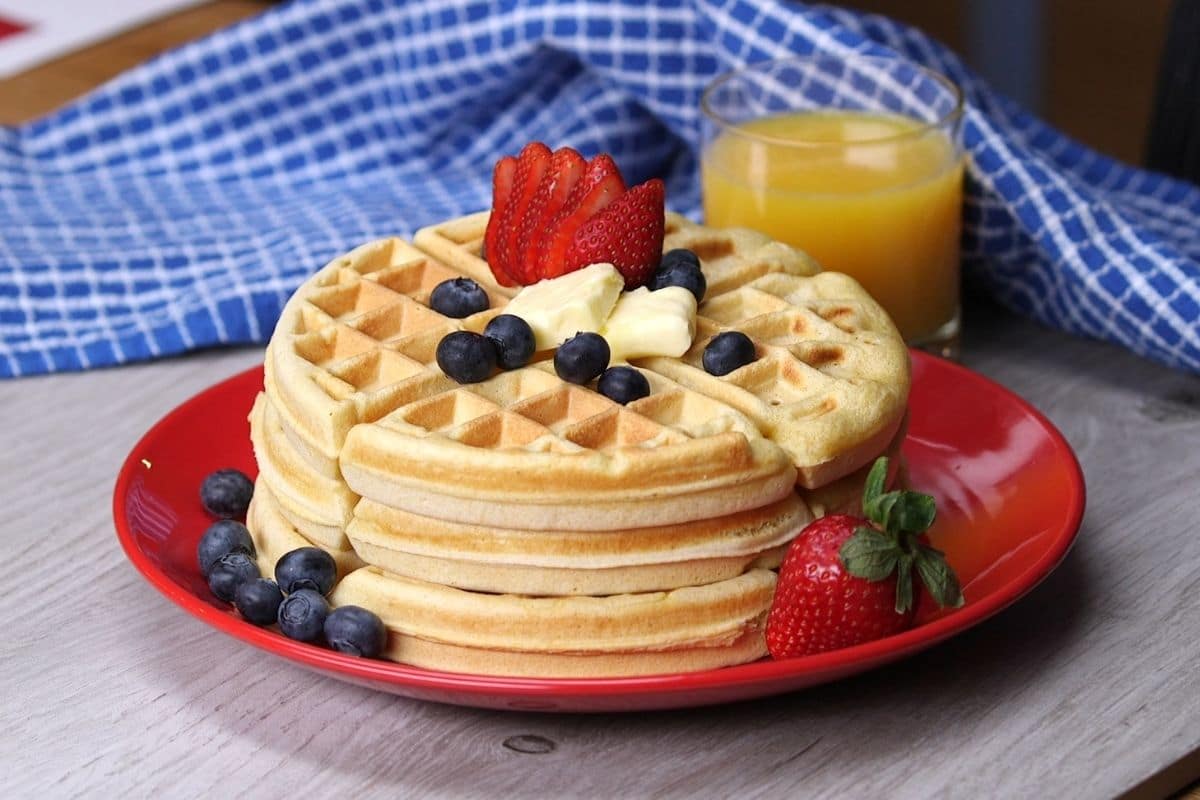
[765,457,963,659]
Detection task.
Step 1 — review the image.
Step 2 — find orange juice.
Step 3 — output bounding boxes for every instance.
[702,111,963,343]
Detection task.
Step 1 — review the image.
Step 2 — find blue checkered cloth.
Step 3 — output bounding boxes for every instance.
[2,0,1198,378]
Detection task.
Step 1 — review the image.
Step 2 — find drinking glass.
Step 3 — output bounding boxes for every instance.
[701,56,965,357]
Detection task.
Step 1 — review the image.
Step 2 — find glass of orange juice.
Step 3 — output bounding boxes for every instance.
[701,56,965,356]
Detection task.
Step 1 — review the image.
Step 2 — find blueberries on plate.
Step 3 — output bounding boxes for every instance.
[197,519,255,576]
[597,366,650,405]
[436,330,497,384]
[554,332,610,385]
[430,277,490,318]
[208,552,261,603]
[484,314,536,370]
[275,547,338,596]
[235,578,284,626]
[324,605,387,658]
[277,589,330,642]
[648,249,706,302]
[200,468,254,519]
[702,331,757,376]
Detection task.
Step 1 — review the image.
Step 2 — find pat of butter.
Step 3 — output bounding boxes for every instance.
[602,286,697,362]
[502,263,624,350]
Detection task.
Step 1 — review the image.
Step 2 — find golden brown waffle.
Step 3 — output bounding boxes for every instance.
[344,493,807,595]
[249,393,353,548]
[414,212,910,489]
[249,473,775,677]
[262,233,802,532]
[250,479,777,681]
[338,363,799,530]
[329,565,774,678]
[362,626,768,678]
[250,472,768,681]
[799,418,907,518]
[250,210,910,677]
[247,478,363,581]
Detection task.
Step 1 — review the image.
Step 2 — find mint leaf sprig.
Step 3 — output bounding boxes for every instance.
[838,457,964,614]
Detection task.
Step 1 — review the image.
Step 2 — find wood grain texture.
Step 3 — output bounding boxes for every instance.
[3,292,1200,799]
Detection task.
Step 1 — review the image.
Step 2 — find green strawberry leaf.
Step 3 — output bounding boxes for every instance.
[891,492,937,533]
[862,456,889,511]
[864,487,935,535]
[863,490,900,528]
[840,526,901,581]
[894,553,915,614]
[840,456,962,614]
[913,545,965,609]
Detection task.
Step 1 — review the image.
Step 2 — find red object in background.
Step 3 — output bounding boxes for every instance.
[0,16,30,41]
[112,352,1085,713]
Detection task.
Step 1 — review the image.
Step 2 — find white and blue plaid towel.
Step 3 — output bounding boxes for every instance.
[2,0,1198,378]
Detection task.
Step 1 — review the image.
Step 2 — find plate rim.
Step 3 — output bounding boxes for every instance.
[112,351,1086,702]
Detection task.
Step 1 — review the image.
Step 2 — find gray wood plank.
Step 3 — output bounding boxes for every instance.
[3,296,1199,799]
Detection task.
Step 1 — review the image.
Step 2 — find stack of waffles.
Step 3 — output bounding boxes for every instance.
[247,211,910,677]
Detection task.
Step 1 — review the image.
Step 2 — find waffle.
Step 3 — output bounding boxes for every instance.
[249,393,354,548]
[249,210,910,677]
[357,627,768,678]
[246,478,363,581]
[262,233,802,533]
[250,471,774,678]
[344,492,807,595]
[799,413,908,518]
[329,565,774,678]
[415,212,910,489]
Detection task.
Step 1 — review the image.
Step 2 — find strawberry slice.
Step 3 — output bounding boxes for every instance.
[483,155,518,286]
[494,142,552,286]
[512,147,586,284]
[538,155,626,280]
[564,178,665,289]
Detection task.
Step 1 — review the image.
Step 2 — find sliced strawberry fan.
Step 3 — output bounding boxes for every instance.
[482,143,663,288]
[565,178,664,288]
[484,155,518,286]
[538,154,625,281]
[514,147,586,284]
[493,142,551,286]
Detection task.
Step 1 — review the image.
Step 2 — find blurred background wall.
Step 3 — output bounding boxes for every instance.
[848,0,1175,165]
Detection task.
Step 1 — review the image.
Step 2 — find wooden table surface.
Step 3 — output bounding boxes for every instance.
[3,3,1200,798]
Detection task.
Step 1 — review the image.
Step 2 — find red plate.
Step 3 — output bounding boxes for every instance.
[114,352,1084,712]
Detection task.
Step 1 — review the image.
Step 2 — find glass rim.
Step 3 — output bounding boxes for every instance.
[700,55,964,148]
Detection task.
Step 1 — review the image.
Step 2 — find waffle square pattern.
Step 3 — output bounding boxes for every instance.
[249,212,910,677]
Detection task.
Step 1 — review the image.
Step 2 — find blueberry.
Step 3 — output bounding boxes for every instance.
[235,578,284,626]
[200,469,254,519]
[197,519,255,576]
[430,277,489,318]
[483,314,536,370]
[554,332,610,384]
[277,589,329,642]
[324,605,387,658]
[436,330,497,384]
[597,366,650,405]
[702,331,757,376]
[275,547,337,596]
[208,552,260,603]
[648,256,706,302]
[660,248,701,271]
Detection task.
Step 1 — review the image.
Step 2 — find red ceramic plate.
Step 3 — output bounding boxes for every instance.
[114,352,1084,712]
